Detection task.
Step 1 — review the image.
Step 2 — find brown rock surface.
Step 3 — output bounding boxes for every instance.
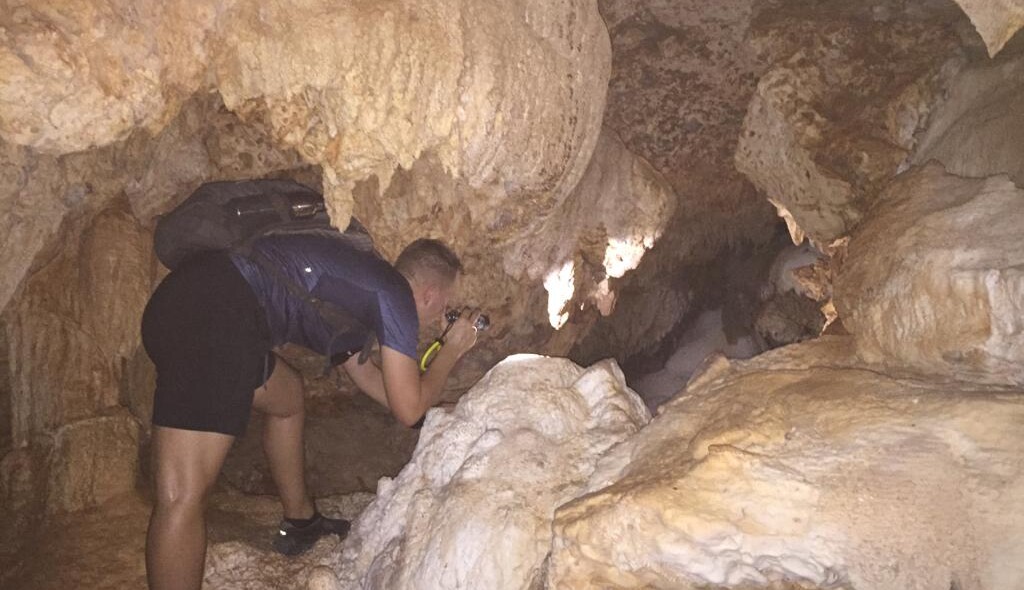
[2,0,1024,587]
[911,48,1024,185]
[0,0,620,348]
[735,0,965,245]
[835,164,1024,386]
[585,0,777,362]
[6,203,152,444]
[222,393,419,497]
[0,1,213,153]
[346,125,679,368]
[0,490,374,590]
[47,411,140,513]
[0,92,309,317]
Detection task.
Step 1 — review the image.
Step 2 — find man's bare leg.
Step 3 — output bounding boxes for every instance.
[253,355,315,520]
[146,426,234,590]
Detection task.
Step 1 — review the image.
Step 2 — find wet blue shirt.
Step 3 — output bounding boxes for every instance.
[229,233,419,361]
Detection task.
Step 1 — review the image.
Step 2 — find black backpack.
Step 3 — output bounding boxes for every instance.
[154,179,379,369]
[154,178,375,268]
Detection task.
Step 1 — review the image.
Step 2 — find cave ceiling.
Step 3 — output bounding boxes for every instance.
[0,0,1017,363]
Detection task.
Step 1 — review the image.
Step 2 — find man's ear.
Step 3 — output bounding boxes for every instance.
[421,282,440,308]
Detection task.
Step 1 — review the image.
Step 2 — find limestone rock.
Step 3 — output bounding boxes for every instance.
[214,0,611,238]
[0,92,308,318]
[835,165,1024,386]
[6,203,153,444]
[331,355,650,590]
[632,309,761,413]
[597,0,776,256]
[0,1,214,153]
[911,50,1024,186]
[549,338,1024,590]
[346,126,677,375]
[306,566,342,590]
[586,0,777,363]
[514,129,676,331]
[201,493,374,590]
[0,445,49,564]
[0,1,628,394]
[952,0,1024,57]
[124,94,314,225]
[0,140,74,317]
[121,345,156,431]
[47,411,140,513]
[735,4,963,245]
[754,291,825,349]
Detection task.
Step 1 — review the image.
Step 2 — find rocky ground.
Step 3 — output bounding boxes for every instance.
[0,389,411,590]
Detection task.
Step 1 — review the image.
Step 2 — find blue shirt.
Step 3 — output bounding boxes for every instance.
[229,233,419,360]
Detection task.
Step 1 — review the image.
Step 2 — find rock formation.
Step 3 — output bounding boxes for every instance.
[735,0,965,246]
[2,0,1024,587]
[951,0,1024,56]
[330,355,649,590]
[911,50,1024,184]
[0,0,673,555]
[835,165,1024,386]
[549,338,1024,589]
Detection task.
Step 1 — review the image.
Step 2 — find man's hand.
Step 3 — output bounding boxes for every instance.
[344,310,484,427]
[443,308,483,356]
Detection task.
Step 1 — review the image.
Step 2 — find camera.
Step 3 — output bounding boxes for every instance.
[445,309,490,331]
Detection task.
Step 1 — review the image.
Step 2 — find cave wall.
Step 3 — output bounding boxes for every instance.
[0,0,678,548]
[0,0,1022,582]
[0,201,151,561]
[572,0,991,367]
[835,165,1024,385]
[0,0,630,325]
[0,93,317,560]
[576,0,779,365]
[911,46,1024,184]
[735,0,969,247]
[549,338,1024,590]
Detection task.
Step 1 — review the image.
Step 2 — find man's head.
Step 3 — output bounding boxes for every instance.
[395,239,463,328]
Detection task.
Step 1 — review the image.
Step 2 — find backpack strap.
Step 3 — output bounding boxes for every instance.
[357,332,377,365]
[245,248,376,375]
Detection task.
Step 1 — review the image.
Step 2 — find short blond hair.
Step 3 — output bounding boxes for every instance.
[395,239,462,285]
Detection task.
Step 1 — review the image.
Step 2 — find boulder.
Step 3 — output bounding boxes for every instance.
[47,411,141,513]
[835,165,1024,386]
[549,338,1024,590]
[331,355,650,590]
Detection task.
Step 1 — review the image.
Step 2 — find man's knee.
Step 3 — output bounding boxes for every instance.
[148,425,233,520]
[153,474,213,514]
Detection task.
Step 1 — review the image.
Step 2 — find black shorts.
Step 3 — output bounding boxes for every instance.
[141,251,275,436]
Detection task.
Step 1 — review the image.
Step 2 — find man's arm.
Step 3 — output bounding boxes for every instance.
[341,354,390,409]
[342,315,478,426]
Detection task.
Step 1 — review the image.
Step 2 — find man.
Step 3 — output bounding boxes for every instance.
[141,233,478,590]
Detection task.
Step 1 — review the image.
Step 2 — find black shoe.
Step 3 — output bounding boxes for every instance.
[272,512,351,556]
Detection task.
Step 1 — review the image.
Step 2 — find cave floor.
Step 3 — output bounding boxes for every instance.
[3,385,416,590]
[2,489,375,590]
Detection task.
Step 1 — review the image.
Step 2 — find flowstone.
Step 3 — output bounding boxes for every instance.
[329,355,650,590]
[549,338,1024,590]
